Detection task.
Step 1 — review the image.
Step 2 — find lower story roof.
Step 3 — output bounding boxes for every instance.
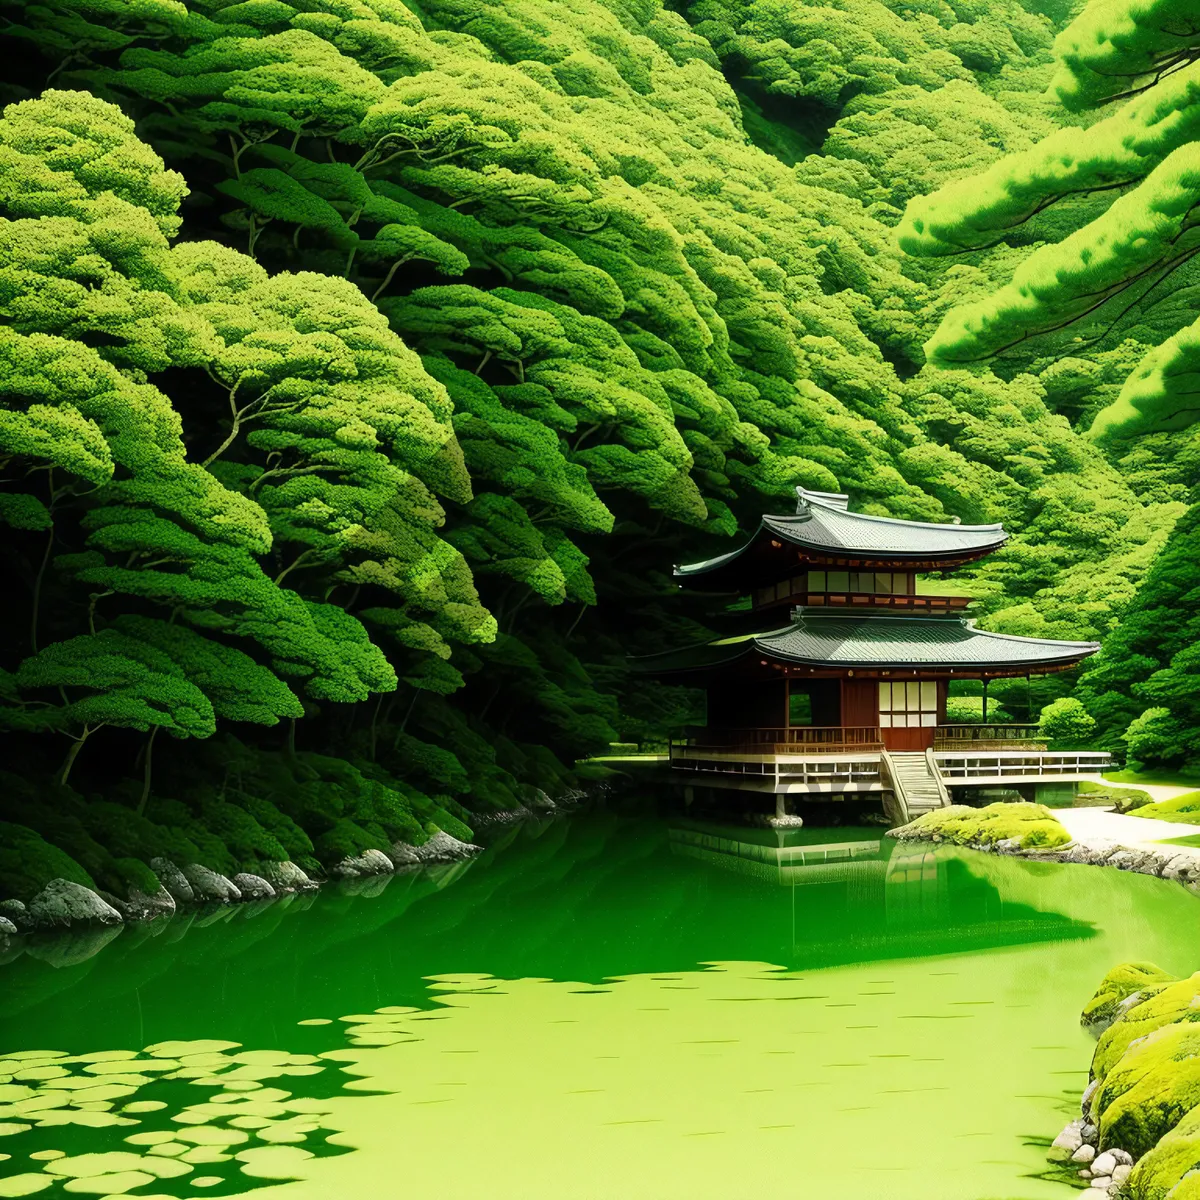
[632,612,1100,675]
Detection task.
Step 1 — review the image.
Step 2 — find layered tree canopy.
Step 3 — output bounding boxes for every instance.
[0,0,1195,885]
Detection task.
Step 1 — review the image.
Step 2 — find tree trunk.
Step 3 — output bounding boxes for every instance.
[137,725,160,816]
[60,726,92,787]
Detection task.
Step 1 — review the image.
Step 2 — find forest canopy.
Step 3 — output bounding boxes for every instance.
[0,0,1197,897]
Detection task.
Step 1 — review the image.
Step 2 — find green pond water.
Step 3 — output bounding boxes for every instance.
[1,811,1199,1200]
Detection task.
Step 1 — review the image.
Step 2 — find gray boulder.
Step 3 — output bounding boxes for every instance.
[127,884,177,920]
[1051,1119,1084,1159]
[0,915,17,936]
[260,860,318,893]
[0,899,30,929]
[1106,850,1139,871]
[27,879,123,927]
[331,849,394,879]
[1162,854,1200,885]
[181,864,242,903]
[1083,840,1122,866]
[1134,850,1171,876]
[231,873,276,900]
[412,831,482,863]
[387,842,421,866]
[151,858,195,904]
[995,837,1022,854]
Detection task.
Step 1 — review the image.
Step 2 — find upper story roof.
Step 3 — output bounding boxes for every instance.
[675,488,1008,590]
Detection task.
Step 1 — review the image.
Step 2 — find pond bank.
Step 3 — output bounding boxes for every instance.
[888,802,1200,896]
[1049,961,1200,1199]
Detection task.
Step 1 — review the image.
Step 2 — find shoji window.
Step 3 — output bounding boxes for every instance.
[878,681,937,727]
[809,571,910,595]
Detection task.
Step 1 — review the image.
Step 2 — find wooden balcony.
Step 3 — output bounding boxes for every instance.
[681,724,1052,756]
[683,726,885,755]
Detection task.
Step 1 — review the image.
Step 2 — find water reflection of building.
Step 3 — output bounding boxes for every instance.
[669,824,1093,967]
[669,825,884,887]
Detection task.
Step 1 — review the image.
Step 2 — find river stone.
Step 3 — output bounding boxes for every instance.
[1162,855,1200,885]
[1092,1152,1117,1177]
[1083,841,1123,866]
[1088,1177,1110,1190]
[995,837,1022,854]
[1135,853,1170,876]
[231,874,276,900]
[1052,1120,1084,1157]
[181,864,241,903]
[1105,850,1141,871]
[412,831,482,863]
[27,879,123,927]
[127,884,176,920]
[1112,1163,1132,1185]
[387,843,421,866]
[332,849,394,879]
[260,861,318,892]
[1109,1149,1132,1166]
[0,899,29,929]
[151,858,195,904]
[0,915,17,935]
[1073,1144,1096,1164]
[1082,1123,1099,1144]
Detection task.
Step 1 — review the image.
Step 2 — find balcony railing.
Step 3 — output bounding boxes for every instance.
[679,726,885,757]
[933,724,1046,749]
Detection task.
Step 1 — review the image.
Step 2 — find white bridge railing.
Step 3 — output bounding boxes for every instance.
[934,750,1111,782]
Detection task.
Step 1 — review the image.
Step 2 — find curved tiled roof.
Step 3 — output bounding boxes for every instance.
[675,488,1007,577]
[633,612,1099,674]
[755,613,1098,669]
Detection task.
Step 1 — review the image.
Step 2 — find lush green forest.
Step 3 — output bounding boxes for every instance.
[2,0,1200,901]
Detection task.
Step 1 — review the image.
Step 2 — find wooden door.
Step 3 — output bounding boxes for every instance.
[882,725,934,751]
[879,680,938,752]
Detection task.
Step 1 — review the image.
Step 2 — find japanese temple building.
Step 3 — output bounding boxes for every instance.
[639,488,1111,822]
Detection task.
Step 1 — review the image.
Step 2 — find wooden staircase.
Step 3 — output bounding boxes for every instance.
[883,749,951,824]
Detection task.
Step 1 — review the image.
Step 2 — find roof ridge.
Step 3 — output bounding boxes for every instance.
[785,497,1006,535]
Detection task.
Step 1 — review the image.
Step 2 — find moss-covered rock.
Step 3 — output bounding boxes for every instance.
[0,822,94,901]
[1125,1104,1200,1199]
[888,802,1071,849]
[1094,974,1200,1080]
[1083,962,1179,1037]
[1129,792,1200,825]
[1096,1022,1200,1157]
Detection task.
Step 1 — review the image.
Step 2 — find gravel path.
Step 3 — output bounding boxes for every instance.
[1056,806,1200,858]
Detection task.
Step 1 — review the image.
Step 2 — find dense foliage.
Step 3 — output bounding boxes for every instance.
[905,0,1200,766]
[0,0,1196,894]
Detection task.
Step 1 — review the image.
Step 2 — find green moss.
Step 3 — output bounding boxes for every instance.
[1096,1022,1200,1156]
[313,818,390,863]
[1082,961,1177,1035]
[1078,779,1155,813]
[1129,792,1200,824]
[1127,1107,1200,1199]
[891,802,1071,849]
[0,821,95,901]
[1094,974,1200,1080]
[430,808,474,843]
[112,856,160,896]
